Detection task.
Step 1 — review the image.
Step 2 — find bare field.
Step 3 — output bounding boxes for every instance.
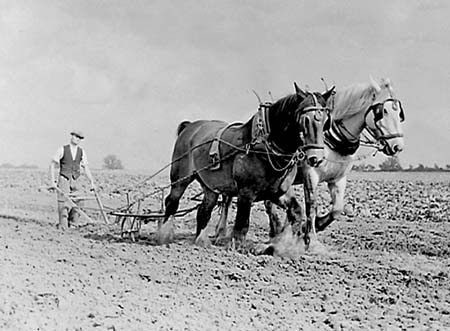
[0,169,449,330]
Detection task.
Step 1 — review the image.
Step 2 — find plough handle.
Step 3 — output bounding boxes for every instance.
[52,186,96,224]
[92,188,109,224]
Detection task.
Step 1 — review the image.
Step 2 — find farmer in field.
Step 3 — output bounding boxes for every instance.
[49,130,96,230]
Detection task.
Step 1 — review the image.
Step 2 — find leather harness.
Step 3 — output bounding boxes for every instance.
[208,102,272,170]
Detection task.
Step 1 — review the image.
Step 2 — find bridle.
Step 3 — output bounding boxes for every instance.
[361,98,405,150]
[297,92,331,152]
[252,92,330,171]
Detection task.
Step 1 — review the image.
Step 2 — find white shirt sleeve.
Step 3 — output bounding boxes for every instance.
[80,147,88,167]
[52,147,64,163]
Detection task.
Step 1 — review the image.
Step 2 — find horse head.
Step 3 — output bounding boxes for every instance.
[365,77,405,156]
[293,82,335,167]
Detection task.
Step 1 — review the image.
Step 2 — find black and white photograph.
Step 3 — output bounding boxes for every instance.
[0,0,449,330]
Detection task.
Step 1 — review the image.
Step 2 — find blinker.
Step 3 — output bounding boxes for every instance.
[373,104,384,122]
[386,98,405,122]
[370,98,405,123]
[397,100,405,122]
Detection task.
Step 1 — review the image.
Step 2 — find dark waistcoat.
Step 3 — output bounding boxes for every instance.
[60,145,83,180]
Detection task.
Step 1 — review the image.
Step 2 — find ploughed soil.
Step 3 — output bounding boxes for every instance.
[0,169,449,331]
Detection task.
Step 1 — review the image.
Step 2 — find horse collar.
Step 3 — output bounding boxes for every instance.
[324,120,360,156]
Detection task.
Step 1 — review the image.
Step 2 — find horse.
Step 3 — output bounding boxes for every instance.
[156,83,335,248]
[214,77,405,253]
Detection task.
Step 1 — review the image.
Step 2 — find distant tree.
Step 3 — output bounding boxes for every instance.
[416,164,425,171]
[379,156,403,171]
[18,164,38,169]
[352,163,376,172]
[103,154,124,170]
[406,163,449,172]
[0,163,38,169]
[0,163,15,168]
[351,163,364,171]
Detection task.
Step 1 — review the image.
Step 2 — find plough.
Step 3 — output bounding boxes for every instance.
[41,185,110,225]
[42,182,220,241]
[109,189,213,242]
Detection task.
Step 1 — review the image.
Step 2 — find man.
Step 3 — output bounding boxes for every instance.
[49,130,96,230]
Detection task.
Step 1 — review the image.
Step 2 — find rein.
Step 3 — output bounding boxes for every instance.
[257,139,304,172]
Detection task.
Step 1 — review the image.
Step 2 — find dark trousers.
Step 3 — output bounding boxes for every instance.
[57,176,83,229]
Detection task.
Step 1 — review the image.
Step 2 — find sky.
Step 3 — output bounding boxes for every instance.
[1,0,449,171]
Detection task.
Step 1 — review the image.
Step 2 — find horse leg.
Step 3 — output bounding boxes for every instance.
[265,186,302,238]
[284,198,304,238]
[265,200,284,238]
[194,188,219,247]
[231,193,253,250]
[255,192,306,257]
[303,171,321,250]
[213,195,232,244]
[156,179,191,244]
[315,177,347,232]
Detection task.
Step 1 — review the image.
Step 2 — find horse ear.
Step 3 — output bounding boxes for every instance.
[294,82,307,99]
[322,85,335,101]
[369,75,381,93]
[381,77,392,89]
[383,78,395,96]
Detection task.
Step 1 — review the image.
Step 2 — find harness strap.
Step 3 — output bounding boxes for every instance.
[209,122,242,170]
[302,144,325,151]
[251,103,271,144]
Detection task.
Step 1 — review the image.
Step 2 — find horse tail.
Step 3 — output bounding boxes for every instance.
[176,120,191,136]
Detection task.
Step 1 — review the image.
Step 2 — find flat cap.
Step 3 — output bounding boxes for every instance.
[70,130,85,139]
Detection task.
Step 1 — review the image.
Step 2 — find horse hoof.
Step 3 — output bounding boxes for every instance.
[227,235,247,252]
[195,228,212,248]
[267,225,307,258]
[195,237,212,248]
[231,231,246,245]
[208,228,228,246]
[307,238,328,255]
[156,217,175,245]
[213,235,229,246]
[155,226,174,244]
[254,243,275,256]
[155,231,173,245]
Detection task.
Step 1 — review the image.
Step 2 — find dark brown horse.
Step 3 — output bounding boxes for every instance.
[156,83,335,247]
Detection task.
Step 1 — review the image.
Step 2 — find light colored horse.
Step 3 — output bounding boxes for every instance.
[214,77,405,253]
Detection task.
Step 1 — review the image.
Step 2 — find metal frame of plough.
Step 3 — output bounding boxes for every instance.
[110,179,231,242]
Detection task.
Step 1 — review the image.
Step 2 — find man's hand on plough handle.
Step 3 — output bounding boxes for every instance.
[44,185,108,225]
